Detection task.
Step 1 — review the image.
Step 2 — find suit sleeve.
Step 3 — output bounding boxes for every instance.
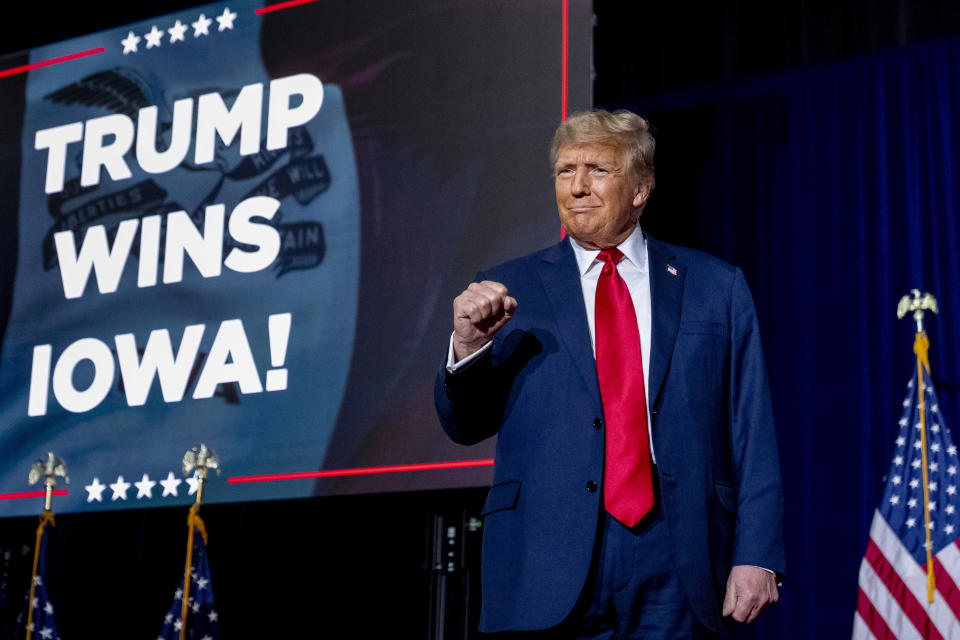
[434,270,508,446]
[728,267,787,578]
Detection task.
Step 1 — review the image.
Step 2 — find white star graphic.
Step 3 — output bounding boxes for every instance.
[903,398,911,407]
[110,475,131,500]
[186,472,201,496]
[192,601,201,613]
[202,635,213,640]
[913,459,922,469]
[193,13,212,36]
[947,524,956,536]
[889,495,900,505]
[908,497,918,508]
[216,7,237,31]
[39,627,53,640]
[910,479,920,489]
[929,521,936,530]
[929,501,937,511]
[892,475,902,485]
[906,517,917,528]
[894,455,904,466]
[174,619,183,631]
[899,417,909,427]
[916,422,923,430]
[145,25,164,49]
[85,477,106,503]
[31,596,39,608]
[949,445,958,456]
[196,576,209,590]
[121,31,141,54]
[135,473,157,499]
[949,485,957,496]
[160,471,182,497]
[896,436,906,447]
[175,587,183,600]
[33,575,42,586]
[932,443,941,453]
[165,613,173,624]
[208,610,218,622]
[914,439,922,449]
[932,424,940,433]
[950,466,957,476]
[930,481,938,492]
[44,602,53,615]
[168,20,188,42]
[931,462,940,472]
[948,505,956,515]
[932,404,939,413]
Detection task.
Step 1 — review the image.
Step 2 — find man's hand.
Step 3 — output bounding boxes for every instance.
[721,565,779,624]
[452,281,517,361]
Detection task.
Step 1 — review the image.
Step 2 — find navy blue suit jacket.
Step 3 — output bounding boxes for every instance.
[435,234,786,633]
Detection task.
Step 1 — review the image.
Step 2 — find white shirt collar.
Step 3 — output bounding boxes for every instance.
[568,224,647,277]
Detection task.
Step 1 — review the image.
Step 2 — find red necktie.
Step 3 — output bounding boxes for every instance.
[595,248,654,527]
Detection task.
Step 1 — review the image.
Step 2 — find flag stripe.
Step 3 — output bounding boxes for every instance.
[855,590,895,640]
[870,511,960,638]
[932,556,960,622]
[864,539,943,640]
[859,559,925,640]
[937,541,960,582]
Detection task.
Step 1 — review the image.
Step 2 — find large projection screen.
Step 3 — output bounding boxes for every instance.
[0,0,592,516]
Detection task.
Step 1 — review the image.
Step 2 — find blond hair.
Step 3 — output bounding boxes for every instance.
[550,110,655,189]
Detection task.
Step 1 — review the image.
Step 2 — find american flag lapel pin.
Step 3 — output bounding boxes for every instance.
[666,264,678,277]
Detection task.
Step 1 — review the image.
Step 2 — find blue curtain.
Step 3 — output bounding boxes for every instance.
[637,36,960,637]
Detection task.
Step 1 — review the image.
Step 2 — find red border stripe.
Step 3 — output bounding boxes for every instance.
[255,0,319,15]
[0,47,104,79]
[561,0,568,121]
[0,489,68,501]
[866,539,944,640]
[857,587,898,640]
[228,458,495,484]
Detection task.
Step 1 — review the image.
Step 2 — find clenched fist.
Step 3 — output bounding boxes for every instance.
[452,281,518,361]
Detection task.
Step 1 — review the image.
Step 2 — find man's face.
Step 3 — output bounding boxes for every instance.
[554,143,650,250]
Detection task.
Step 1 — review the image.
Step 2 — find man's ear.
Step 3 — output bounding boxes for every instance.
[633,181,651,209]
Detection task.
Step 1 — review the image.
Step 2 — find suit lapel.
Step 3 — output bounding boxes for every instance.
[536,240,601,403]
[645,234,685,411]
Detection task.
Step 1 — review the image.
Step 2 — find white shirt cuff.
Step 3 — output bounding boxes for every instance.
[446,332,493,373]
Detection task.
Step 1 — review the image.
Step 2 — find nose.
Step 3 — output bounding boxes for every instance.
[571,167,590,196]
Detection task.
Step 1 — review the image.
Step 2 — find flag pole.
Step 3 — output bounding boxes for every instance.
[898,289,940,603]
[25,453,68,640]
[179,444,218,640]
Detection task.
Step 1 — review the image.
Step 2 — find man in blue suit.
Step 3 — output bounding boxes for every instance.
[435,110,785,638]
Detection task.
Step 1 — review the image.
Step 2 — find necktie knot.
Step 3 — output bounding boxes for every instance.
[598,248,624,275]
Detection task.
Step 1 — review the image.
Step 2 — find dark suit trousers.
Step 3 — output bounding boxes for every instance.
[484,507,722,639]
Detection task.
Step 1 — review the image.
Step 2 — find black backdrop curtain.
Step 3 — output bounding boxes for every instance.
[636,35,960,637]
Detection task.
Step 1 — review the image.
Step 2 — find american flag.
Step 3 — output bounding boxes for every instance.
[15,515,61,640]
[157,521,219,640]
[854,364,960,639]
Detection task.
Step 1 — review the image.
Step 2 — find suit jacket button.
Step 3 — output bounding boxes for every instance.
[593,418,603,430]
[586,480,598,492]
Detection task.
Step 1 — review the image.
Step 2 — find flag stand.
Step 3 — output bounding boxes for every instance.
[178,443,219,640]
[24,452,68,640]
[898,289,940,603]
